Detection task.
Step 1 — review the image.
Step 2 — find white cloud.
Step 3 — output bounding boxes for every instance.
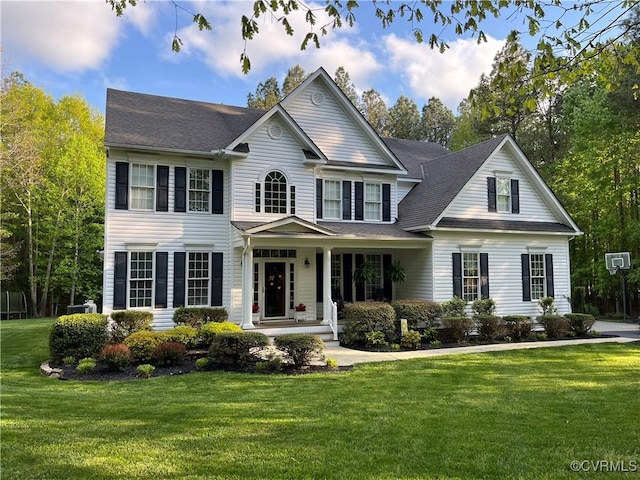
[384,34,505,110]
[1,0,156,73]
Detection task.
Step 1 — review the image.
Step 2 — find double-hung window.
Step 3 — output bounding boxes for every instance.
[497,178,511,213]
[129,252,153,307]
[189,168,210,213]
[324,180,341,220]
[364,183,381,221]
[187,252,209,306]
[130,164,154,210]
[529,254,546,300]
[462,252,480,302]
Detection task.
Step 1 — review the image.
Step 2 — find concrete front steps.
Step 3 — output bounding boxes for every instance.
[253,320,341,344]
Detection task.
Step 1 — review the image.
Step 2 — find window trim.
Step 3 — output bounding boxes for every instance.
[529,253,546,300]
[188,168,211,214]
[128,251,154,309]
[187,251,210,307]
[130,163,155,211]
[462,252,480,302]
[256,170,294,215]
[323,179,342,220]
[496,177,511,213]
[364,182,382,221]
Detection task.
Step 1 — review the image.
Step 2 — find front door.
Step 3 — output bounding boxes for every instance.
[264,262,286,318]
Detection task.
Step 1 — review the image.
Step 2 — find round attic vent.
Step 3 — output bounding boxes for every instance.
[268,124,283,139]
[311,91,325,105]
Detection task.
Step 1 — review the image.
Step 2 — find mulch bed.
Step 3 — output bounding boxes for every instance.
[50,357,352,382]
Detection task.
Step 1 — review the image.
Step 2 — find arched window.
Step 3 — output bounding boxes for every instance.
[256,171,295,214]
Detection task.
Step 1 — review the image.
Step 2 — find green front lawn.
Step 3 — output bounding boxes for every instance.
[1,318,639,479]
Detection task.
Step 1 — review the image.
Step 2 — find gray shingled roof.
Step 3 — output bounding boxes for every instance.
[396,135,509,229]
[437,217,576,233]
[105,89,266,153]
[383,137,451,178]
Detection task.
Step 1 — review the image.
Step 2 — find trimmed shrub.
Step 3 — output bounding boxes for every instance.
[391,300,442,329]
[565,313,596,336]
[99,343,132,371]
[109,311,153,343]
[441,297,467,317]
[503,316,533,341]
[164,325,198,349]
[137,364,155,378]
[475,315,503,341]
[173,307,228,328]
[124,330,167,363]
[365,330,387,348]
[153,341,187,366]
[274,334,324,368]
[208,332,269,367]
[538,297,557,315]
[421,327,438,343]
[200,321,243,346]
[471,298,496,316]
[400,330,422,350]
[440,317,475,344]
[195,357,210,370]
[63,356,76,366]
[538,314,569,338]
[325,358,339,370]
[341,302,396,346]
[49,314,109,362]
[76,357,97,374]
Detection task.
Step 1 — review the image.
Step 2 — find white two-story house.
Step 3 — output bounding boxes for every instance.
[103,67,582,337]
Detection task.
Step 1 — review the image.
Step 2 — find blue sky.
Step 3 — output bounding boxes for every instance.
[1,1,629,115]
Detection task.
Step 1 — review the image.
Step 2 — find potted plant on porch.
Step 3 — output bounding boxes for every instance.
[294,303,307,322]
[252,304,260,324]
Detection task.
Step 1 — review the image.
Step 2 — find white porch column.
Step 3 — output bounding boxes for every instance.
[240,242,255,330]
[321,247,332,324]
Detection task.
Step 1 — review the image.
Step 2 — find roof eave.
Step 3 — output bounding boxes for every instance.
[105,143,239,159]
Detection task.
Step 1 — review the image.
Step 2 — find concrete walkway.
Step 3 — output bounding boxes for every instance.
[324,320,639,366]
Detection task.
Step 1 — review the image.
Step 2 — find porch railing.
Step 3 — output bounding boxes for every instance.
[328,296,338,341]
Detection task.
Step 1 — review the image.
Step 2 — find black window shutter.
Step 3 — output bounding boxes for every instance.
[521,254,531,301]
[342,180,352,220]
[452,253,462,298]
[175,167,186,213]
[316,179,323,219]
[173,252,186,307]
[155,252,168,308]
[255,183,261,213]
[545,254,554,298]
[156,166,169,212]
[115,162,129,210]
[343,254,353,302]
[487,177,497,212]
[113,251,127,310]
[480,253,489,299]
[355,182,364,221]
[511,179,520,214]
[316,253,323,302]
[382,184,391,222]
[383,254,393,301]
[212,170,224,214]
[355,254,365,301]
[211,252,223,306]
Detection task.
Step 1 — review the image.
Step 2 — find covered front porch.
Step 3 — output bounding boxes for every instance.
[232,217,432,337]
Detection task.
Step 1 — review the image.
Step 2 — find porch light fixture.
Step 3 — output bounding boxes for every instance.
[304,257,310,268]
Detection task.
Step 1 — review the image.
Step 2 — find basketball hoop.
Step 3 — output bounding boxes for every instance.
[607,266,618,276]
[604,252,632,321]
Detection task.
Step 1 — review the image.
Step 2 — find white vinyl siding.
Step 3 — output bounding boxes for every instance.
[444,148,557,222]
[365,183,381,221]
[431,231,572,317]
[324,180,341,220]
[129,252,153,307]
[131,164,154,210]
